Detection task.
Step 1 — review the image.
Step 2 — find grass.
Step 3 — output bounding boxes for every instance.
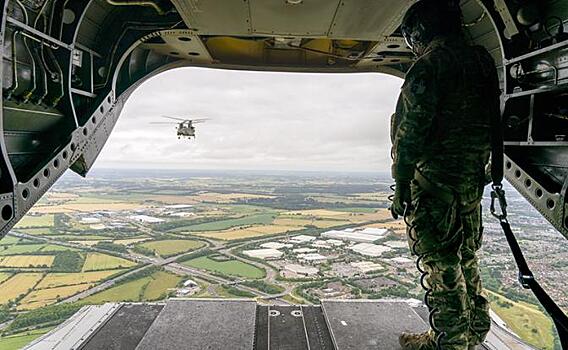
[171,213,275,232]
[82,253,136,271]
[83,271,182,303]
[0,273,44,304]
[14,215,54,228]
[0,327,54,350]
[39,245,78,252]
[0,244,46,255]
[52,235,109,241]
[486,290,556,349]
[138,239,205,257]
[37,270,122,289]
[182,255,265,279]
[15,228,54,235]
[18,284,93,310]
[0,255,55,268]
[0,236,21,245]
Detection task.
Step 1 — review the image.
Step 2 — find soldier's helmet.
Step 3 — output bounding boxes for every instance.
[401,0,463,55]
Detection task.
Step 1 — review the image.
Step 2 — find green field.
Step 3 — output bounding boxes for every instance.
[138,239,205,257]
[0,244,46,255]
[172,214,275,232]
[0,236,21,245]
[14,215,54,228]
[0,327,53,350]
[82,253,136,271]
[182,255,265,279]
[83,271,182,303]
[39,245,78,252]
[18,228,54,235]
[487,290,556,349]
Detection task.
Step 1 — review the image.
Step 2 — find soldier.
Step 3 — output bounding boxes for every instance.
[390,1,501,349]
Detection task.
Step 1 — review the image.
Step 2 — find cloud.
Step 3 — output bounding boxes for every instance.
[96,67,402,172]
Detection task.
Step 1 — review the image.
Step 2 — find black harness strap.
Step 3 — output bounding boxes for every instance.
[490,101,568,348]
[499,220,568,348]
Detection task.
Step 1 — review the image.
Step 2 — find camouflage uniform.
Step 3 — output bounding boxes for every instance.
[392,36,500,349]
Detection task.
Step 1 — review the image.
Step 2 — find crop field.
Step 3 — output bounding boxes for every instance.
[0,273,44,304]
[14,214,54,228]
[486,290,555,349]
[39,245,78,252]
[0,236,21,245]
[83,271,182,304]
[0,272,12,283]
[142,271,183,300]
[172,213,275,233]
[113,238,150,246]
[0,255,55,268]
[37,270,121,289]
[0,244,46,255]
[138,240,205,257]
[16,228,54,235]
[0,327,54,350]
[182,255,265,279]
[82,253,136,271]
[18,283,93,310]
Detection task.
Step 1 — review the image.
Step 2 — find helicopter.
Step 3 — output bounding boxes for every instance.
[150,116,208,139]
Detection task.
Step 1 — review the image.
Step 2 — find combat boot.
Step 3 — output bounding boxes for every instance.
[399,331,437,350]
[467,346,478,350]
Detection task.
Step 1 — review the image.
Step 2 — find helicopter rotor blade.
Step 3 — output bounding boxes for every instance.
[161,115,186,121]
[190,118,209,124]
[150,122,178,124]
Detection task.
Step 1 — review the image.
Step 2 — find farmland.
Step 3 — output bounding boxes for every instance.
[0,255,55,268]
[0,169,563,349]
[0,273,44,304]
[182,255,265,279]
[82,253,136,271]
[83,270,182,304]
[137,239,205,257]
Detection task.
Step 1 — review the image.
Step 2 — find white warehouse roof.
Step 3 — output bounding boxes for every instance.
[350,243,392,257]
[243,248,283,259]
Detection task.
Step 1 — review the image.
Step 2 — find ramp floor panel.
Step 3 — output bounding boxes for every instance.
[268,305,309,350]
[79,304,163,350]
[135,299,257,350]
[322,300,429,350]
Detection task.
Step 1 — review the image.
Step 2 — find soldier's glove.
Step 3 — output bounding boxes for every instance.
[391,181,411,219]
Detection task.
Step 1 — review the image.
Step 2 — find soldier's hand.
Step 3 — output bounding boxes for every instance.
[391,181,411,219]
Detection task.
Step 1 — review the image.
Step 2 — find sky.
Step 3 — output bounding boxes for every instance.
[96,67,403,172]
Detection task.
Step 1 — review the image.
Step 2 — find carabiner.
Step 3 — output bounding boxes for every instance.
[490,184,508,221]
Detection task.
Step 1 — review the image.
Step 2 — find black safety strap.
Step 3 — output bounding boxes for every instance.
[490,106,568,347]
[499,219,568,348]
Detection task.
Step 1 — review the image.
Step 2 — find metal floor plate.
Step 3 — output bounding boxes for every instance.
[135,299,257,350]
[322,300,429,350]
[79,304,163,350]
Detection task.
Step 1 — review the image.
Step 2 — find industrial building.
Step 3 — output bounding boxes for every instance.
[283,264,319,277]
[128,215,165,224]
[350,243,392,257]
[299,253,328,264]
[289,235,317,244]
[242,248,283,260]
[321,230,379,243]
[260,242,292,250]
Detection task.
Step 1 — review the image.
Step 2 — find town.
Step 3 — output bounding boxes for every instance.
[0,169,565,350]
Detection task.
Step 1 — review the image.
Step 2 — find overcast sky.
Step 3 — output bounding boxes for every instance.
[95,67,403,172]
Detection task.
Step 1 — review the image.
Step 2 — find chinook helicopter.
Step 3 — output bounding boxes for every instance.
[0,0,567,349]
[150,116,208,139]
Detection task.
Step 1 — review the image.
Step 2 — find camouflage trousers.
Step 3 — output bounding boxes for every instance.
[406,182,491,349]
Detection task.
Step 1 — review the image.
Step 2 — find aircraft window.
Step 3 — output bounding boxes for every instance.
[1,205,12,221]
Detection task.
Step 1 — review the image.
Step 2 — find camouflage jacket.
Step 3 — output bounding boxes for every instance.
[391,36,500,197]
